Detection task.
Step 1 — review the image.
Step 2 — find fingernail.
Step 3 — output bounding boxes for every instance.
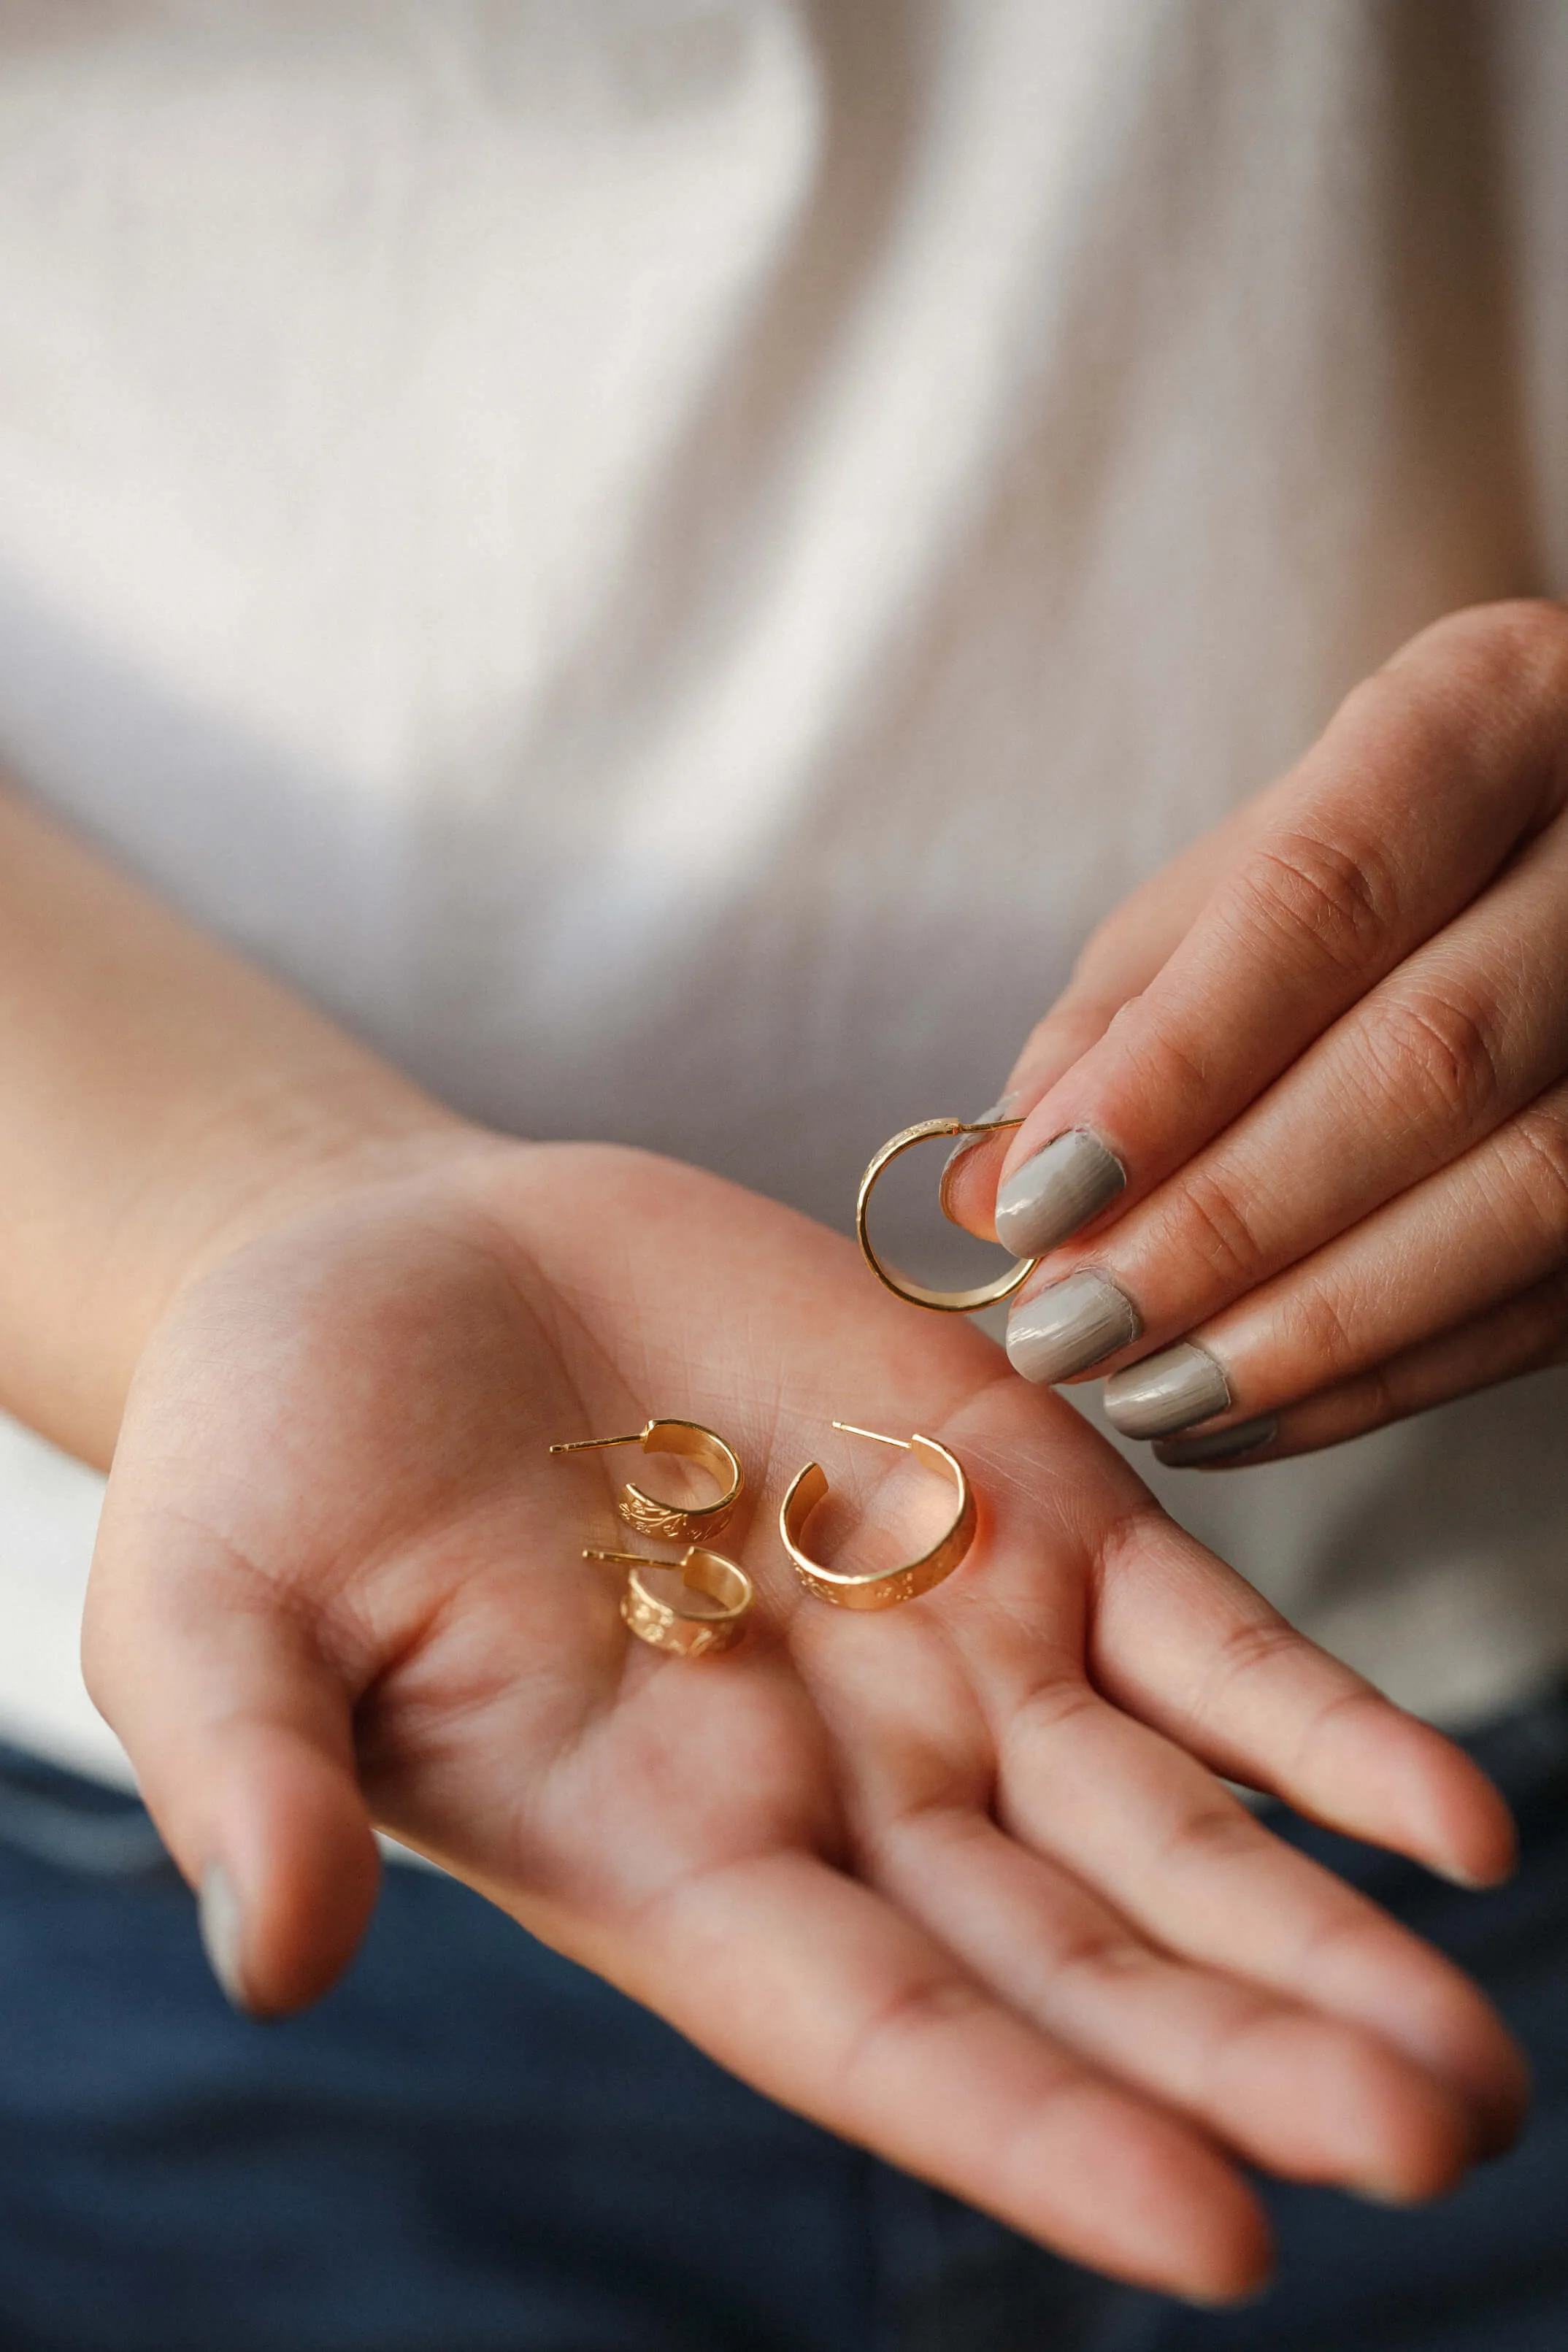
[939,1094,1019,1218]
[994,1129,1126,1257]
[1180,2279,1273,2311]
[199,1863,253,2013]
[1352,2178,1429,2210]
[1103,1343,1231,1438]
[1154,1413,1277,1467]
[1006,1271,1141,1385]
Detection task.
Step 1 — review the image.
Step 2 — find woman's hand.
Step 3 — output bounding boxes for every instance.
[944,600,1568,1465]
[85,1131,1523,2302]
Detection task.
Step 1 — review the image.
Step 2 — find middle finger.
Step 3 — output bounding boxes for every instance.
[1003,815,1568,1398]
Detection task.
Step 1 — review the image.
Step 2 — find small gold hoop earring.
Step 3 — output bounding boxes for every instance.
[550,1419,743,1542]
[857,1117,1036,1313]
[583,1545,754,1659]
[780,1423,977,1610]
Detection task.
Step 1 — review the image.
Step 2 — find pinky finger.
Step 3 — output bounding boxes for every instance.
[1155,1269,1568,1468]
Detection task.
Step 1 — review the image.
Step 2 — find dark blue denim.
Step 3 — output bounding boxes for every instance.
[1,1688,1567,2352]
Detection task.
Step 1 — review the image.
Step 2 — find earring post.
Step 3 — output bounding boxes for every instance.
[831,1422,911,1450]
[550,1434,645,1456]
[583,1547,662,1567]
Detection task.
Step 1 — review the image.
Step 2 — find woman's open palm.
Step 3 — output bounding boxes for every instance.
[84,1137,1525,2299]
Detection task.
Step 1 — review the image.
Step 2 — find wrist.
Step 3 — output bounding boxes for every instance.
[20,1051,487,1472]
[0,783,509,1468]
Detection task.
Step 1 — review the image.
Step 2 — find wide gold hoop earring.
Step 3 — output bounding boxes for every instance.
[857,1116,1036,1313]
[550,1419,743,1542]
[780,1423,977,1610]
[584,1545,754,1659]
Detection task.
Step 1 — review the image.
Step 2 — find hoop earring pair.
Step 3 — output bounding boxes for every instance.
[550,1421,754,1659]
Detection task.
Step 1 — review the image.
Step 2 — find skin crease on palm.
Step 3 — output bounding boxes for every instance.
[81,1131,1529,2305]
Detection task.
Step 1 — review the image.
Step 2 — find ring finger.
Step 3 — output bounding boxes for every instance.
[1102,1077,1568,1442]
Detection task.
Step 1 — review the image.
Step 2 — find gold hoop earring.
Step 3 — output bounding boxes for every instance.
[583,1545,754,1659]
[857,1116,1035,1313]
[780,1423,977,1610]
[550,1419,743,1542]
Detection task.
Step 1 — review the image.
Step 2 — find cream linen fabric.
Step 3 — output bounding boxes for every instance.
[0,1,1565,1782]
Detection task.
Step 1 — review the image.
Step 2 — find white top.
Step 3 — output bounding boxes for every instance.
[1,1,1566,1783]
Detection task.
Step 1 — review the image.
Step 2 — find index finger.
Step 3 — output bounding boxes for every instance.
[990,603,1568,1262]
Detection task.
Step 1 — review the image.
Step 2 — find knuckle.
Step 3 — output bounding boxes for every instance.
[1210,1609,1306,1695]
[1359,987,1505,1142]
[1278,1277,1364,1385]
[839,1972,990,2101]
[1049,1921,1154,1988]
[1172,1164,1269,1288]
[1447,598,1568,694]
[1392,599,1568,702]
[1183,1609,1304,1740]
[1503,1101,1568,1249]
[1235,831,1393,980]
[1380,602,1568,798]
[1120,1013,1212,1123]
[1163,1797,1261,1877]
[1012,1673,1102,1753]
[1344,1353,1399,1426]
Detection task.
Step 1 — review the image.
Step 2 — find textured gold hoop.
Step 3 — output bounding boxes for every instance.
[857,1117,1036,1313]
[583,1545,754,1659]
[780,1423,977,1610]
[550,1419,743,1542]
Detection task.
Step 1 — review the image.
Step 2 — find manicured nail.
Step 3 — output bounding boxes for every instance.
[1431,1862,1496,1893]
[939,1094,1019,1218]
[1006,1271,1141,1385]
[1154,1413,1277,1467]
[1180,2279,1272,2311]
[994,1129,1126,1257]
[1352,2178,1429,2210]
[199,1863,253,2013]
[1103,1343,1231,1438]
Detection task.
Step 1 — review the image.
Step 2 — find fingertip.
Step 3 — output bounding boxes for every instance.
[1339,2051,1476,2207]
[204,1730,381,2017]
[1038,2093,1273,2305]
[1401,1725,1519,1895]
[1164,2177,1275,2307]
[1338,1934,1529,2166]
[938,1128,1007,1238]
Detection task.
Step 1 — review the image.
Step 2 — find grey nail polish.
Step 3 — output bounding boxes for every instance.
[199,1862,251,2013]
[994,1129,1126,1257]
[1153,1413,1277,1467]
[1102,1343,1231,1439]
[1006,1271,1142,1385]
[939,1094,1020,1215]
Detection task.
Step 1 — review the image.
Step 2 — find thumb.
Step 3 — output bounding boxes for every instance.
[82,1502,380,2018]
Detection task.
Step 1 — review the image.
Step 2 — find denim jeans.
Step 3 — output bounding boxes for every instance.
[1,1689,1567,2352]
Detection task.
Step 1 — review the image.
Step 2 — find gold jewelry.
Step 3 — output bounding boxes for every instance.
[550,1419,743,1542]
[857,1116,1035,1313]
[780,1423,977,1610]
[583,1545,754,1659]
